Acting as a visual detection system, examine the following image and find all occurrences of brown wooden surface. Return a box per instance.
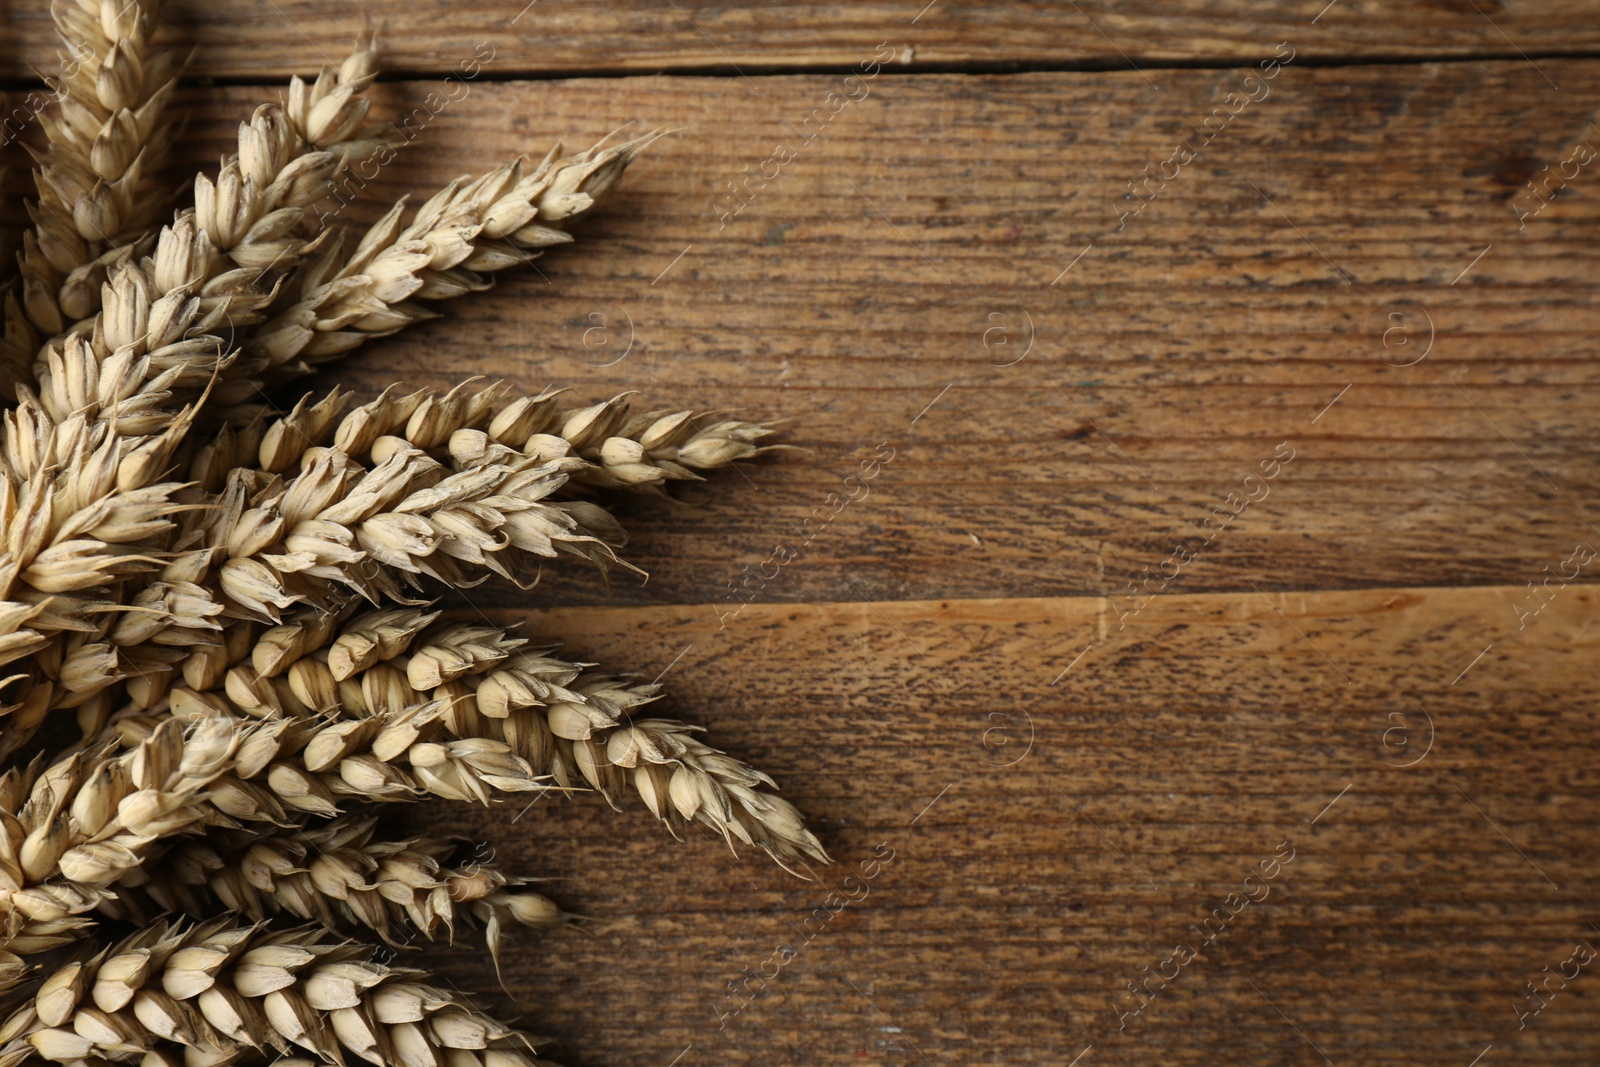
[4,1,1600,78]
[10,5,1600,1065]
[246,61,1600,612]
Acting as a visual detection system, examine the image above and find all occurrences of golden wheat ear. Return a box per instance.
[2,916,557,1066]
[1,8,825,1061]
[24,34,390,425]
[15,0,180,351]
[230,381,787,499]
[234,129,668,392]
[111,813,571,953]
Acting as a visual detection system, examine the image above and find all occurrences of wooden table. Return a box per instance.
[10,4,1597,1064]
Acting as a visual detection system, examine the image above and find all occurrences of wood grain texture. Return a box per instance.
[2,1,1599,79]
[198,60,1592,1067]
[414,583,1600,1067]
[141,62,1600,609]
[6,13,1600,1066]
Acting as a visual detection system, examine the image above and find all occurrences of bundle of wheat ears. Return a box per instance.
[0,4,824,1064]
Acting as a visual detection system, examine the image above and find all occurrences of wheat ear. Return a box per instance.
[5,0,180,396]
[26,31,385,425]
[137,444,626,632]
[0,699,553,954]
[234,133,659,392]
[241,382,783,497]
[188,605,829,869]
[1,915,556,1067]
[111,697,551,817]
[110,814,570,956]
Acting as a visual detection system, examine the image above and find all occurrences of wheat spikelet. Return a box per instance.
[569,716,828,872]
[0,915,557,1066]
[0,426,188,600]
[134,441,626,634]
[71,423,612,679]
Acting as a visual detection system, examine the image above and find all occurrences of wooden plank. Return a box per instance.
[127,62,1600,605]
[409,583,1600,1066]
[5,33,1597,1067]
[3,1,1598,79]
[12,67,1600,604]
